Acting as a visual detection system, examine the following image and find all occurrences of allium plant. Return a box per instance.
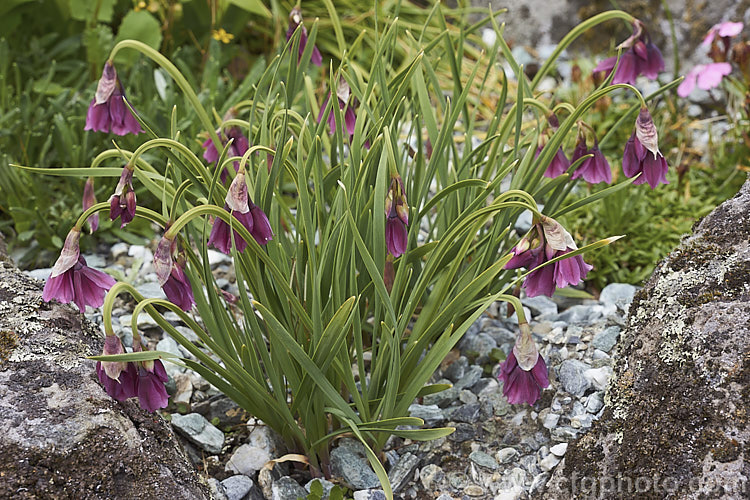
[36,8,679,497]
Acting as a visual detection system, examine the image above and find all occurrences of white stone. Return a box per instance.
[550,443,568,456]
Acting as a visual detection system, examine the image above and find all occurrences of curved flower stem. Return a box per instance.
[163,204,232,240]
[521,98,552,116]
[534,82,647,184]
[102,281,146,337]
[108,40,222,152]
[497,293,526,325]
[75,202,170,231]
[530,10,636,90]
[128,137,211,186]
[74,202,111,231]
[552,102,576,117]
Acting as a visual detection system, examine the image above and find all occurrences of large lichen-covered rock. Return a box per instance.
[544,179,750,498]
[0,239,209,499]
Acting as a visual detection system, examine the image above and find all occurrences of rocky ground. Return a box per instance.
[25,242,636,500]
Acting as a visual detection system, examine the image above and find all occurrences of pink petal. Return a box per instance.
[696,63,732,90]
[677,67,701,97]
[717,21,743,38]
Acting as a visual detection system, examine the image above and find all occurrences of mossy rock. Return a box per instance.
[544,177,750,499]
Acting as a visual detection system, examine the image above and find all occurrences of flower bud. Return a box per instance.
[226,171,249,213]
[384,256,395,293]
[635,107,660,158]
[540,216,576,252]
[100,335,127,381]
[50,228,81,278]
[154,235,174,286]
[513,322,539,371]
[94,61,117,105]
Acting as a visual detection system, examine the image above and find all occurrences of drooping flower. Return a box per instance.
[286,7,323,66]
[593,19,664,85]
[95,335,139,401]
[536,141,570,179]
[247,202,274,245]
[84,61,142,136]
[96,338,169,413]
[318,78,357,139]
[202,125,250,183]
[82,177,99,233]
[97,360,138,402]
[136,359,170,412]
[498,323,549,405]
[622,107,669,189]
[154,235,195,312]
[702,21,743,48]
[385,175,409,258]
[504,217,593,298]
[162,260,195,312]
[109,165,136,228]
[570,131,611,184]
[208,204,255,254]
[42,228,117,311]
[676,63,732,97]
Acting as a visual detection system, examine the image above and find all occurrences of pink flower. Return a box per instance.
[208,204,256,254]
[286,7,322,66]
[677,63,732,97]
[498,323,549,405]
[570,132,611,185]
[504,217,592,298]
[136,360,170,412]
[97,360,138,401]
[42,228,116,311]
[702,21,743,48]
[542,147,570,178]
[162,262,195,312]
[153,235,195,311]
[84,61,142,136]
[622,108,669,189]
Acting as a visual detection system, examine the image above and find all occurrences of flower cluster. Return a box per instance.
[678,21,744,98]
[84,61,143,136]
[593,19,664,85]
[498,322,549,405]
[504,217,592,298]
[95,335,169,412]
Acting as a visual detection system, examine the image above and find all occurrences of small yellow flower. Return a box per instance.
[212,28,235,44]
[134,0,146,11]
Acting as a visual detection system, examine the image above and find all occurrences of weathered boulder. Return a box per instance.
[0,239,210,499]
[544,178,750,499]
